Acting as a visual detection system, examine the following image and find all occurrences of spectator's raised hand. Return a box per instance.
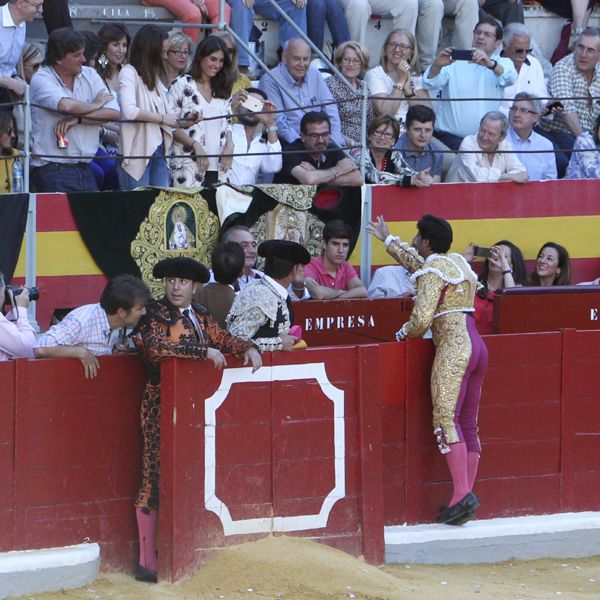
[14,288,30,309]
[471,48,491,67]
[463,243,476,263]
[231,90,247,113]
[259,100,277,128]
[434,47,453,68]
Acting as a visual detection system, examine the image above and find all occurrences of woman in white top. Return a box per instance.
[365,29,431,130]
[118,25,179,189]
[168,35,234,188]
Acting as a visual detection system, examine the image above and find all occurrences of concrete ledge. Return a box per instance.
[0,543,100,599]
[385,512,600,564]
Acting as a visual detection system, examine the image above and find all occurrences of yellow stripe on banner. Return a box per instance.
[366,216,600,265]
[13,231,102,277]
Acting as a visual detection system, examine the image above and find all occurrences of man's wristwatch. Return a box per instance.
[266,126,278,133]
[487,59,498,71]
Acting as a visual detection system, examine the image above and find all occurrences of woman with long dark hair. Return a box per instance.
[529,242,571,286]
[167,35,234,188]
[118,25,178,189]
[96,23,130,94]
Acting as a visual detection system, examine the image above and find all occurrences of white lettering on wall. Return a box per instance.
[591,308,599,321]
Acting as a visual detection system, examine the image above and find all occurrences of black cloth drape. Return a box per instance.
[67,186,361,278]
[68,190,159,278]
[0,193,28,283]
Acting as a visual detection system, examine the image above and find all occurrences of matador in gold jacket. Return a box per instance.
[368,215,488,525]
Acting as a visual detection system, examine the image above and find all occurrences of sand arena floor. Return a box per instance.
[17,536,600,600]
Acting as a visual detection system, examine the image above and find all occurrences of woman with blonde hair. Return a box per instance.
[164,30,193,85]
[365,28,430,129]
[326,41,374,148]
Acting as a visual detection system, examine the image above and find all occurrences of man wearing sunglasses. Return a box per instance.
[500,23,549,115]
[274,111,363,186]
[0,0,43,102]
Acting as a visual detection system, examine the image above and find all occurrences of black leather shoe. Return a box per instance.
[135,564,157,583]
[447,509,476,526]
[436,492,480,524]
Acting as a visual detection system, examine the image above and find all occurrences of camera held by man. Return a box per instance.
[0,272,36,361]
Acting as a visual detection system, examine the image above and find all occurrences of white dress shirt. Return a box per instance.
[229,124,282,185]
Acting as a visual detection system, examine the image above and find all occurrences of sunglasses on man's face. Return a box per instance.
[2,127,14,135]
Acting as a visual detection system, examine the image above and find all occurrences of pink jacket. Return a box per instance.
[0,308,35,361]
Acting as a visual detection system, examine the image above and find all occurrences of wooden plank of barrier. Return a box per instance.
[0,361,16,551]
[493,287,600,334]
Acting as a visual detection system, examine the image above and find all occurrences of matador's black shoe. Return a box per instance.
[135,564,158,583]
[436,492,480,525]
[438,503,477,526]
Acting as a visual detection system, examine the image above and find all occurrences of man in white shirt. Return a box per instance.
[0,0,43,101]
[229,88,282,185]
[500,23,549,115]
[30,27,120,192]
[447,110,527,183]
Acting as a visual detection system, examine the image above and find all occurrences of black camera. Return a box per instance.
[4,285,40,305]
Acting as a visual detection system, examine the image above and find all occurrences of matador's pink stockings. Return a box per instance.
[136,507,158,571]
[445,442,470,506]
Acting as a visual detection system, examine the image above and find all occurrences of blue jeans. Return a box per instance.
[118,144,169,190]
[227,0,307,67]
[31,162,98,193]
[307,0,350,50]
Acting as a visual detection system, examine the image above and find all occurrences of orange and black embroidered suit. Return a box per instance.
[132,298,253,511]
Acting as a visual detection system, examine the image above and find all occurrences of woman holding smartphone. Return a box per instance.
[470,241,526,335]
[118,25,179,189]
[168,36,234,188]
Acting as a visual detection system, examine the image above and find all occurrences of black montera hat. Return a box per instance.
[153,257,210,283]
[258,240,311,265]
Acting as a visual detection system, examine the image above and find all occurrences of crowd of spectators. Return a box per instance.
[1,0,600,192]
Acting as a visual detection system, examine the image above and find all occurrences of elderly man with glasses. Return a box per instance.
[537,27,600,178]
[507,92,557,181]
[447,110,527,183]
[423,15,517,151]
[274,111,363,185]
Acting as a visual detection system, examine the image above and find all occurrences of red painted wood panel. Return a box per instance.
[372,180,600,221]
[12,355,145,568]
[0,361,15,551]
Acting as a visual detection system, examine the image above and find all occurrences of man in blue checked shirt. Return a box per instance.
[34,275,151,379]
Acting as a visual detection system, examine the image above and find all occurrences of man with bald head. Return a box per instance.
[228,0,307,73]
[259,37,344,147]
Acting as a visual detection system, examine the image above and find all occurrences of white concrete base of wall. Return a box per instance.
[385,512,600,564]
[0,543,99,599]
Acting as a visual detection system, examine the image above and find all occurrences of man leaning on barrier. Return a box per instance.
[34,275,151,379]
[0,270,35,361]
[29,28,120,193]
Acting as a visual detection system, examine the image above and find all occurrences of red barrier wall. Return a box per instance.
[1,330,600,580]
[0,356,146,570]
